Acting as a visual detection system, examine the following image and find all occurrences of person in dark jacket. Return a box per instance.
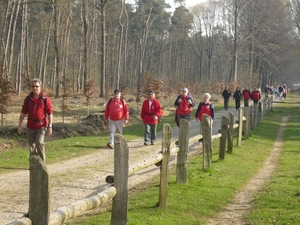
[242,87,252,107]
[222,86,231,110]
[233,87,243,110]
[141,90,163,146]
[251,87,261,104]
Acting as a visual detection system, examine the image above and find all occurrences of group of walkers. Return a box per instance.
[265,84,288,100]
[222,86,261,111]
[105,87,215,148]
[17,79,267,160]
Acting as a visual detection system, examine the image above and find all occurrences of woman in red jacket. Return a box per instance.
[141,90,163,145]
[174,87,195,126]
[195,93,214,134]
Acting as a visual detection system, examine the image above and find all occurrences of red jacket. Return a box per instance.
[251,90,261,101]
[141,98,163,124]
[242,89,251,100]
[21,91,53,130]
[105,98,129,121]
[195,101,214,121]
[174,94,194,116]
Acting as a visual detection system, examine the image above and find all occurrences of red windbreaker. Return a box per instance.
[251,90,261,101]
[105,98,129,121]
[141,98,163,124]
[21,91,53,130]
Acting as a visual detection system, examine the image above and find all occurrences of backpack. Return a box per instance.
[26,95,47,108]
[108,98,125,106]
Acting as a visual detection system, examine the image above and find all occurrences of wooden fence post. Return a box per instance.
[29,156,50,225]
[159,124,172,208]
[258,101,263,123]
[237,108,243,147]
[227,112,234,154]
[244,107,250,139]
[176,119,190,184]
[111,134,129,225]
[202,114,212,169]
[253,103,258,129]
[219,115,229,160]
[250,105,254,130]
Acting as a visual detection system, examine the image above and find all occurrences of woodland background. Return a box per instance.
[1,0,300,99]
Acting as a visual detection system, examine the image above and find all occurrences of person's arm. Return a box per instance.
[211,103,215,120]
[46,114,53,136]
[17,112,26,134]
[123,100,129,124]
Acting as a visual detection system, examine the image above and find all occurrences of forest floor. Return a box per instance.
[0,93,285,224]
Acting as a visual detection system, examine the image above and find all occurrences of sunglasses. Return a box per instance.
[32,85,40,88]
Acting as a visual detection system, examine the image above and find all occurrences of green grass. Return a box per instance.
[246,96,300,225]
[64,95,300,224]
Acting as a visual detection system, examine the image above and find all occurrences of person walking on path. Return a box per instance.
[195,93,214,134]
[174,87,195,126]
[251,87,261,104]
[222,86,231,110]
[105,89,129,149]
[141,90,163,146]
[242,87,252,107]
[17,78,53,163]
[233,87,243,110]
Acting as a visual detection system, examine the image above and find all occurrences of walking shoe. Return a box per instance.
[144,142,149,146]
[151,142,155,145]
[107,143,114,149]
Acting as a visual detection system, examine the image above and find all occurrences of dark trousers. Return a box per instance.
[244,99,249,107]
[224,98,229,110]
[144,123,157,144]
[176,114,190,127]
[235,99,241,109]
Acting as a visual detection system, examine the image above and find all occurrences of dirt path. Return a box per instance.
[206,116,288,225]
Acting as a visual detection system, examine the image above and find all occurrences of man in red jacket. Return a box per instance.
[251,87,261,104]
[17,78,53,163]
[105,89,129,149]
[242,87,252,107]
[141,90,163,146]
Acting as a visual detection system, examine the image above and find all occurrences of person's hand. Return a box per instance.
[188,99,192,104]
[124,120,128,125]
[46,127,52,136]
[17,125,22,135]
[178,98,182,103]
[154,115,158,120]
[196,118,199,122]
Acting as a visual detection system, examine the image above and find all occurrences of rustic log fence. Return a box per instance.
[10,97,273,225]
